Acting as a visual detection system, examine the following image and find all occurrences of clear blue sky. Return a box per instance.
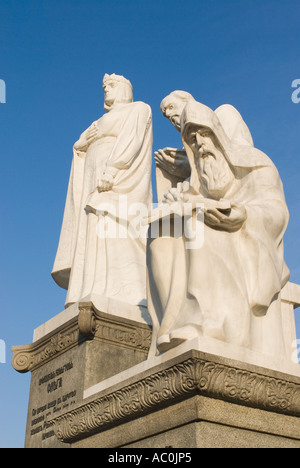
[1,0,300,448]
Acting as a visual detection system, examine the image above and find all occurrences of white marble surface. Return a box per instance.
[155,91,254,202]
[148,97,291,361]
[52,73,153,310]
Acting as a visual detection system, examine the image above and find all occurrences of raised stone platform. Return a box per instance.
[49,346,300,448]
[12,282,300,448]
[12,297,151,448]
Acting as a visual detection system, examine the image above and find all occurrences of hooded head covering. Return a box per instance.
[215,104,254,147]
[180,101,274,194]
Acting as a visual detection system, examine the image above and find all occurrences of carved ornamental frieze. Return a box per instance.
[49,353,300,443]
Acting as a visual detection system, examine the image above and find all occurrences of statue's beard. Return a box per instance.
[195,150,234,199]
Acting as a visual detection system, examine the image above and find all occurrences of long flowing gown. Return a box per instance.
[52,101,153,308]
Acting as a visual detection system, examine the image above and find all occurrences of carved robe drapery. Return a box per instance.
[52,101,153,307]
[147,101,289,357]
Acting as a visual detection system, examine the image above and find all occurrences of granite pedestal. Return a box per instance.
[12,297,151,448]
[12,282,300,448]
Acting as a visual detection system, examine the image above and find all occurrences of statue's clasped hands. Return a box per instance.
[162,181,190,204]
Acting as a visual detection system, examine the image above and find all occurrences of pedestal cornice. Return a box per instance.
[12,302,151,373]
[48,350,300,444]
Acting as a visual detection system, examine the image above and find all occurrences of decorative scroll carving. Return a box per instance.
[12,320,79,373]
[12,303,151,373]
[12,349,35,374]
[49,356,300,443]
[78,303,96,337]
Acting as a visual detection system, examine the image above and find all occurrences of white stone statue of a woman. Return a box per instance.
[52,74,153,309]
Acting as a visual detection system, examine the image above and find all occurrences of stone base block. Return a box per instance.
[12,284,300,448]
[12,298,151,448]
[49,348,300,448]
[74,396,300,449]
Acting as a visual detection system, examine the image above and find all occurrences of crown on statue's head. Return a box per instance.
[103,73,132,89]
